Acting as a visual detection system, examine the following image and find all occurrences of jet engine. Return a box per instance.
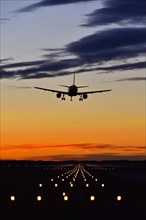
[56,92,61,98]
[83,93,88,99]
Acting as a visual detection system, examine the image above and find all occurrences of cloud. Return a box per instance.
[83,0,146,27]
[4,85,32,89]
[18,153,145,161]
[2,143,145,152]
[67,27,145,63]
[117,77,146,82]
[95,61,146,73]
[0,57,14,63]
[1,27,145,80]
[0,18,10,24]
[1,60,46,69]
[15,0,96,13]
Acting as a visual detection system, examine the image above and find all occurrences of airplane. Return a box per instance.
[34,73,112,101]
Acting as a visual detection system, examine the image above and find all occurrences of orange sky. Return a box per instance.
[1,75,145,161]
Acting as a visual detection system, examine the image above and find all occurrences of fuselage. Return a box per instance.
[68,85,78,96]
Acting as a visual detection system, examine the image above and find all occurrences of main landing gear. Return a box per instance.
[79,95,83,101]
[62,94,65,100]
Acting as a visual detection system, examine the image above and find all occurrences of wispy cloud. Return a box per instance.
[83,0,146,27]
[0,18,10,24]
[2,143,145,161]
[0,57,14,63]
[15,0,96,13]
[18,153,146,161]
[117,77,146,82]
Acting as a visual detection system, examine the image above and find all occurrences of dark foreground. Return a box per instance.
[0,160,146,220]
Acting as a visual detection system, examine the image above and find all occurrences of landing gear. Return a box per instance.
[79,95,83,101]
[70,97,73,101]
[62,94,65,100]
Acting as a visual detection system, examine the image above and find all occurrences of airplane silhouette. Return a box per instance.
[34,73,112,101]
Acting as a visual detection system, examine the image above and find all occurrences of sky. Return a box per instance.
[0,0,146,161]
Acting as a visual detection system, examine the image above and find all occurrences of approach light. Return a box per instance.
[90,196,95,201]
[39,183,42,187]
[64,196,68,201]
[86,184,89,187]
[101,183,104,187]
[63,192,66,196]
[10,196,15,201]
[55,183,58,187]
[117,195,122,201]
[37,196,42,201]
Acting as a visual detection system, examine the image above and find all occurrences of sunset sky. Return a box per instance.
[0,0,146,161]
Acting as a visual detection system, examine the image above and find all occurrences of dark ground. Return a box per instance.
[0,160,146,220]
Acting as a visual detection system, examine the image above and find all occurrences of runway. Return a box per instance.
[1,161,146,220]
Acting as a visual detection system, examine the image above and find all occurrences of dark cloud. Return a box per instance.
[0,57,14,63]
[4,85,32,89]
[0,69,15,79]
[16,0,96,13]
[92,61,146,73]
[83,0,146,26]
[21,153,145,161]
[0,18,10,23]
[67,28,145,63]
[0,58,81,79]
[117,77,146,82]
[1,60,47,69]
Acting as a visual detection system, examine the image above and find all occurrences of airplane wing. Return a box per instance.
[34,86,68,95]
[77,89,112,95]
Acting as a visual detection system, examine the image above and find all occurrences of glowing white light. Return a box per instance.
[101,183,104,187]
[55,183,58,187]
[62,179,64,181]
[95,179,98,181]
[63,192,66,196]
[117,195,122,201]
[70,184,73,187]
[39,183,42,187]
[37,196,42,201]
[10,196,15,201]
[64,196,68,201]
[51,179,53,181]
[90,195,95,201]
[86,184,89,187]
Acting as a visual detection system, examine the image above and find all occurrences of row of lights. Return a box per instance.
[10,195,122,202]
[38,165,105,189]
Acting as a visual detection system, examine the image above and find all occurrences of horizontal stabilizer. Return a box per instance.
[59,85,70,88]
[77,86,89,88]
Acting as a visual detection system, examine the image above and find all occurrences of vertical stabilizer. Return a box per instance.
[73,71,75,85]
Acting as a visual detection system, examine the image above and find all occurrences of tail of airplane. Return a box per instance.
[59,71,89,88]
